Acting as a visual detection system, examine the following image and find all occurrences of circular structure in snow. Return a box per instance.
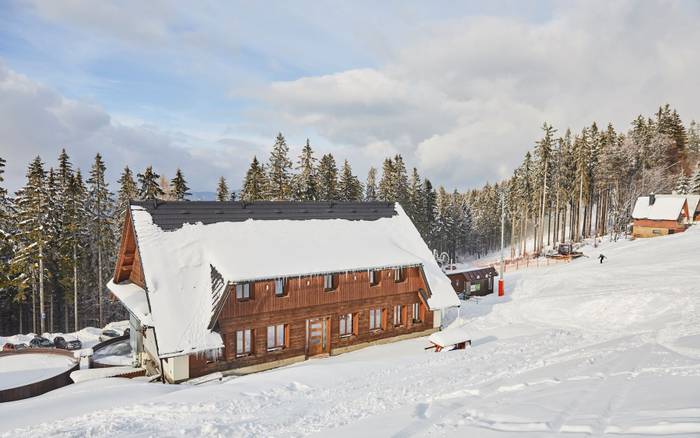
[0,349,80,402]
[90,337,133,368]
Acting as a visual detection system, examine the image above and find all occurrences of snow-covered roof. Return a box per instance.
[632,196,688,220]
[125,201,459,358]
[428,325,471,348]
[658,194,700,213]
[107,280,152,326]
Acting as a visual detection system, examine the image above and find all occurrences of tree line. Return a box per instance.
[1,105,698,335]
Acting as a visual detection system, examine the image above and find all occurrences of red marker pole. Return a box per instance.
[499,190,505,297]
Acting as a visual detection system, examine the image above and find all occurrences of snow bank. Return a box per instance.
[106,281,151,325]
[129,203,458,357]
[0,354,76,390]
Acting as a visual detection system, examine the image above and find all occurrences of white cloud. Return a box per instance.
[0,63,252,193]
[257,1,700,189]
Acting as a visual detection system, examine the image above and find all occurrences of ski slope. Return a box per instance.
[1,228,700,437]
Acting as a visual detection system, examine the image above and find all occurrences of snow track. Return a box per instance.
[2,229,700,437]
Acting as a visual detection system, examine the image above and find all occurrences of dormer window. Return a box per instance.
[324,274,336,291]
[369,270,379,286]
[393,267,404,282]
[274,278,287,297]
[236,283,251,300]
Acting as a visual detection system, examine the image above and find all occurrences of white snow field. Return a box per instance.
[0,354,76,391]
[2,228,700,437]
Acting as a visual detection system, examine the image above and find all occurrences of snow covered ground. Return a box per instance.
[0,354,76,391]
[2,228,700,437]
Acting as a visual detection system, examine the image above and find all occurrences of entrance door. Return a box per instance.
[306,317,329,357]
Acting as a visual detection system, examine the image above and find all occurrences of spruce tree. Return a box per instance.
[338,160,363,201]
[241,156,268,202]
[61,172,87,330]
[378,158,394,201]
[116,166,138,223]
[407,168,423,222]
[674,173,691,194]
[137,166,164,200]
[171,168,190,201]
[13,156,50,333]
[691,164,700,194]
[86,153,114,327]
[421,179,436,242]
[317,154,339,201]
[392,154,409,207]
[365,167,378,201]
[292,139,318,201]
[267,133,293,200]
[216,177,230,202]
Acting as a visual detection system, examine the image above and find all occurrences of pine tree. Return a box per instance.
[86,153,114,328]
[338,160,363,201]
[116,166,138,223]
[392,154,409,207]
[61,171,87,331]
[170,168,190,201]
[216,177,230,202]
[421,179,436,242]
[407,168,423,222]
[292,139,318,201]
[241,156,268,202]
[267,133,293,200]
[317,154,339,201]
[378,158,394,201]
[691,163,700,194]
[365,167,378,201]
[674,173,691,194]
[137,166,164,200]
[534,122,556,252]
[13,156,50,333]
[688,120,700,156]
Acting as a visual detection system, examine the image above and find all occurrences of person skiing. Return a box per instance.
[598,254,607,264]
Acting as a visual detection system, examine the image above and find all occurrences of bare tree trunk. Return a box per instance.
[19,303,23,334]
[98,245,103,328]
[50,293,54,333]
[74,243,79,332]
[39,243,45,334]
[576,172,584,241]
[32,269,37,334]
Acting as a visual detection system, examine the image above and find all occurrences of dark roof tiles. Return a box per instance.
[131,200,397,231]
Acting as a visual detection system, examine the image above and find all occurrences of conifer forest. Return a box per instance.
[1,104,699,335]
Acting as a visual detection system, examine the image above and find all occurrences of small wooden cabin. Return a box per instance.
[443,266,498,297]
[632,194,690,238]
[108,201,459,383]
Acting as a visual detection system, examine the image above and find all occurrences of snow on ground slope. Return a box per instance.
[2,229,700,437]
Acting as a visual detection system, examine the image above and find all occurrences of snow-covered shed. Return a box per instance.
[442,265,498,296]
[108,201,459,382]
[631,194,690,238]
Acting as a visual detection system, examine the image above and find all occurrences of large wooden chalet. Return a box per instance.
[108,201,459,383]
[632,194,690,238]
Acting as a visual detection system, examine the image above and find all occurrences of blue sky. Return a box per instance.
[1,1,698,193]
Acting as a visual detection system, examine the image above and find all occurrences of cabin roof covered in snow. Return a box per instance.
[632,196,688,220]
[658,194,700,213]
[123,201,459,358]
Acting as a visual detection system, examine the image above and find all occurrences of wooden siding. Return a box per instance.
[633,218,688,238]
[190,267,434,377]
[113,210,146,288]
[219,267,425,319]
[447,273,494,297]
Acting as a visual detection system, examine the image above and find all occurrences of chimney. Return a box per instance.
[649,192,656,206]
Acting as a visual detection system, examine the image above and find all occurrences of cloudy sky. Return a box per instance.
[1,0,698,193]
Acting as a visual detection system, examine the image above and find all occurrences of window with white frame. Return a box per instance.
[369,270,379,286]
[394,267,404,282]
[369,308,383,330]
[267,324,286,351]
[236,329,252,357]
[275,278,286,296]
[393,304,403,326]
[412,302,422,323]
[339,313,354,337]
[324,274,335,291]
[236,283,251,300]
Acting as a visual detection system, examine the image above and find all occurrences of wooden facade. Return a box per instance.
[111,207,438,381]
[445,267,498,298]
[189,266,434,378]
[632,218,688,238]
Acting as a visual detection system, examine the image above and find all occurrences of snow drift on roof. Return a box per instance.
[107,280,152,326]
[658,194,700,213]
[632,196,687,220]
[128,202,459,357]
